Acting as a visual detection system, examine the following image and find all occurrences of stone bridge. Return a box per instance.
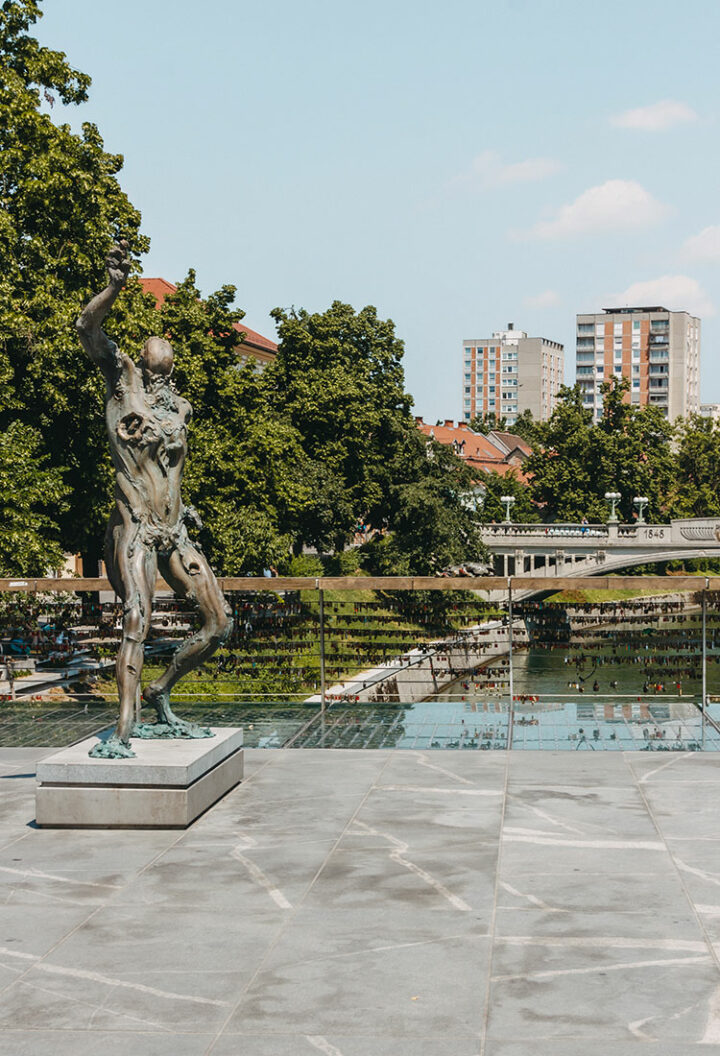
[481,518,720,587]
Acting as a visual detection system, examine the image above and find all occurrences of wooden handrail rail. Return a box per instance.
[0,575,716,594]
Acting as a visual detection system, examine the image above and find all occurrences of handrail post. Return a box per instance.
[507,577,514,708]
[702,578,708,746]
[318,584,326,720]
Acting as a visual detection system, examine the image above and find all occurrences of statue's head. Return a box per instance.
[140,337,174,378]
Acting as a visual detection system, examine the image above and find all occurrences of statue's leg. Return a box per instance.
[143,543,232,733]
[92,527,156,758]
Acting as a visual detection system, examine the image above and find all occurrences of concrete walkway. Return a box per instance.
[0,747,719,1054]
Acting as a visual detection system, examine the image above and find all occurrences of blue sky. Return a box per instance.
[37,0,720,421]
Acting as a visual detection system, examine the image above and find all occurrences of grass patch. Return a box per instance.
[546,586,695,604]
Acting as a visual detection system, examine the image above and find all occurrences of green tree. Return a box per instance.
[0,0,148,571]
[0,420,67,575]
[525,380,675,523]
[269,301,489,573]
[269,301,413,553]
[469,411,508,434]
[507,408,540,445]
[590,377,675,522]
[363,430,487,574]
[524,385,596,520]
[672,414,720,517]
[478,468,539,523]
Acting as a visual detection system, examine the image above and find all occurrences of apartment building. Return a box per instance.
[576,306,700,422]
[699,403,720,423]
[462,324,564,426]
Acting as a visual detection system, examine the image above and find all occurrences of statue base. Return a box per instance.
[35,727,243,828]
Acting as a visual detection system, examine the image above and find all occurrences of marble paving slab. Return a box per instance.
[36,728,244,786]
[0,747,717,1053]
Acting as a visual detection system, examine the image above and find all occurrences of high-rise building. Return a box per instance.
[575,306,700,422]
[461,324,564,425]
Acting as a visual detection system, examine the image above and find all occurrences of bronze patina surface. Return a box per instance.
[76,243,232,758]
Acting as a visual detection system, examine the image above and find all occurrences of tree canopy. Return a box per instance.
[524,380,676,523]
[0,419,67,575]
[0,0,147,568]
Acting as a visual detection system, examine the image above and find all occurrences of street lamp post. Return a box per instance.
[604,491,621,523]
[633,496,649,524]
[500,495,516,524]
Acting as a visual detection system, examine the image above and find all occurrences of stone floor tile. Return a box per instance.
[107,836,337,912]
[485,1042,720,1055]
[212,1036,484,1055]
[223,907,490,1038]
[0,1030,214,1056]
[302,839,498,921]
[486,936,720,1042]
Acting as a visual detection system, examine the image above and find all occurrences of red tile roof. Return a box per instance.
[139,277,177,306]
[139,278,278,355]
[488,431,533,458]
[232,321,278,354]
[417,418,531,484]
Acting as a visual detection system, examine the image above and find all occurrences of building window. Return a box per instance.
[578,323,594,333]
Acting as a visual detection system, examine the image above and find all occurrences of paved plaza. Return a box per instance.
[0,747,719,1053]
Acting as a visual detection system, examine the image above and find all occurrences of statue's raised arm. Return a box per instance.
[75,241,131,391]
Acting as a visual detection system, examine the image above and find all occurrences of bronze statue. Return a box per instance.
[76,243,233,758]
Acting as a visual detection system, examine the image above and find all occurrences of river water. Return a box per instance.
[420,607,720,751]
[256,606,720,750]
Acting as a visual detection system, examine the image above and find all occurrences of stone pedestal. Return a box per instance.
[35,727,243,828]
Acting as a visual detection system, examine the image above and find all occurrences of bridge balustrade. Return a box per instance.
[481,523,609,539]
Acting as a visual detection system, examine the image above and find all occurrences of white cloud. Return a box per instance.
[609,275,715,318]
[610,100,699,131]
[452,150,562,190]
[682,225,720,263]
[523,289,561,309]
[522,179,667,239]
